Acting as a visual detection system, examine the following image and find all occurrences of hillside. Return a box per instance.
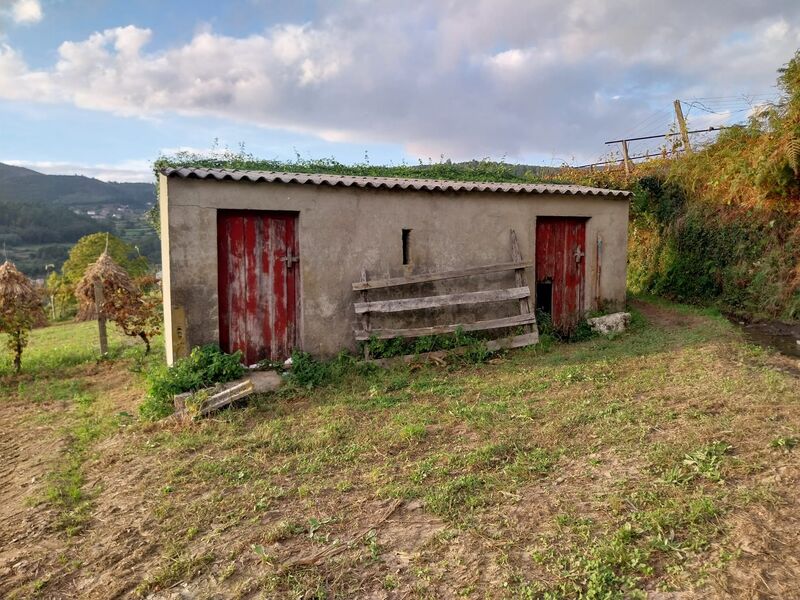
[0,162,159,277]
[0,162,153,208]
[558,52,800,322]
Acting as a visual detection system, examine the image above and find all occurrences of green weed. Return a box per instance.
[140,345,245,420]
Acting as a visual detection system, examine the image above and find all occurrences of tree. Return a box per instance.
[62,232,150,284]
[0,261,46,372]
[106,291,162,354]
[75,252,161,354]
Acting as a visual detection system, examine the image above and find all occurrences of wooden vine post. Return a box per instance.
[93,280,108,356]
[510,229,533,335]
[360,269,371,359]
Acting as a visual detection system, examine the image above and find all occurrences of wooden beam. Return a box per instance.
[359,268,370,359]
[93,281,108,356]
[674,99,692,153]
[354,313,537,340]
[509,229,534,335]
[366,332,538,366]
[352,261,533,291]
[620,140,632,174]
[485,331,538,350]
[354,286,530,314]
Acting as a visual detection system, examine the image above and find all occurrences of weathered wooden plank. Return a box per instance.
[360,269,371,359]
[174,380,253,417]
[354,313,537,340]
[366,332,539,366]
[173,371,283,419]
[201,380,255,415]
[354,286,530,314]
[351,261,533,291]
[510,229,534,334]
[485,331,538,351]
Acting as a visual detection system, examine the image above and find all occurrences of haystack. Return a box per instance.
[0,261,46,371]
[0,260,43,317]
[76,251,139,321]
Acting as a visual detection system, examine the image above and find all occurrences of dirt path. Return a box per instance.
[633,298,800,378]
[0,393,68,595]
[634,299,800,597]
[630,298,706,328]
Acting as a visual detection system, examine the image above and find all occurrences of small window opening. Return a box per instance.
[535,280,553,315]
[402,229,412,265]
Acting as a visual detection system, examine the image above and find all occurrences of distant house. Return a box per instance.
[157,168,630,365]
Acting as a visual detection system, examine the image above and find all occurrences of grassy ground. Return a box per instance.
[1,299,799,598]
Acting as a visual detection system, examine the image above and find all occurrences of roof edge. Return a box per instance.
[160,167,632,198]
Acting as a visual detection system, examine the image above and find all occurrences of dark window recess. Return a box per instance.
[536,280,553,315]
[402,229,412,265]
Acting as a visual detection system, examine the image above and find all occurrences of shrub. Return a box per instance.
[139,345,245,420]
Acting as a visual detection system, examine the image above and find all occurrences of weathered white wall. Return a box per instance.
[160,175,629,362]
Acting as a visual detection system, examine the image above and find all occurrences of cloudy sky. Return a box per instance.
[1,0,799,182]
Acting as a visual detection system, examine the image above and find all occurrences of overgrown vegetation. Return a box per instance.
[363,327,493,360]
[149,153,555,232]
[287,351,365,389]
[139,345,245,420]
[566,52,800,320]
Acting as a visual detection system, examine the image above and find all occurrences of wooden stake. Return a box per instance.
[674,99,692,153]
[620,140,632,174]
[93,280,108,356]
[510,229,533,334]
[360,268,370,360]
[594,235,603,310]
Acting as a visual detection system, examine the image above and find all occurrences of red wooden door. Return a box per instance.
[217,211,299,364]
[535,217,587,332]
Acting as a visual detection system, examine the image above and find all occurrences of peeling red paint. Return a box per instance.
[218,211,299,364]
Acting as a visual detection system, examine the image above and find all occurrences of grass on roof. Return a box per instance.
[153,149,569,185]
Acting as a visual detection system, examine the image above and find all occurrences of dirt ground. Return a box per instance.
[0,393,67,591]
[1,300,799,599]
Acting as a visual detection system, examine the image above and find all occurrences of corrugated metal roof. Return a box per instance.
[161,167,631,198]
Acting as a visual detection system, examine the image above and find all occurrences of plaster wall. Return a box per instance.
[159,175,629,362]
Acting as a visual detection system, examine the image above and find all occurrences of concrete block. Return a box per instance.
[587,312,631,335]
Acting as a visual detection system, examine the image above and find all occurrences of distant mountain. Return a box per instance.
[0,162,159,278]
[0,162,154,208]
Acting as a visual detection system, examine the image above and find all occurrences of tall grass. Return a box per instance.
[563,51,800,320]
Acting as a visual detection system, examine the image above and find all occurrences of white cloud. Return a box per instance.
[10,0,42,24]
[1,1,799,163]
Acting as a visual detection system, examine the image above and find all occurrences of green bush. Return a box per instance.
[139,345,245,420]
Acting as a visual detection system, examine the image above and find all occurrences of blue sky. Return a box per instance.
[1,0,798,181]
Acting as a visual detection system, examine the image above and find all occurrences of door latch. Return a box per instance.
[280,251,300,268]
[574,246,585,263]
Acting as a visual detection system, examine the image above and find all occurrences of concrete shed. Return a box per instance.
[158,168,631,365]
